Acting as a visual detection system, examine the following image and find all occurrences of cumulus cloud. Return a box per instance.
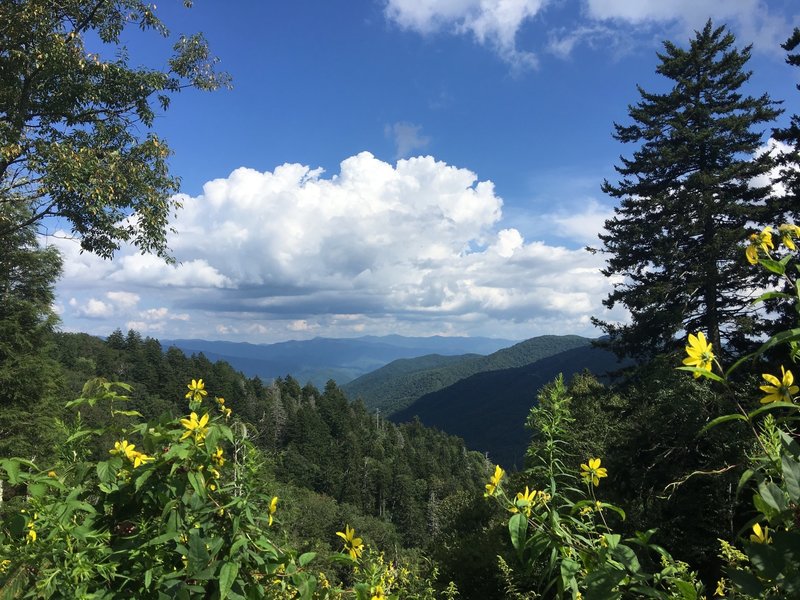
[385,122,431,158]
[54,151,624,341]
[384,0,546,69]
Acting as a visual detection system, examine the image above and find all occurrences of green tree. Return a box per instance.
[0,0,230,259]
[0,206,62,459]
[594,21,782,360]
[773,28,800,222]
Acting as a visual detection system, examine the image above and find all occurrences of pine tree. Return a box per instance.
[773,28,800,222]
[594,21,783,360]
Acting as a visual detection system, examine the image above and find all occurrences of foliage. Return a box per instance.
[0,206,63,459]
[0,378,443,599]
[594,20,784,360]
[486,375,705,598]
[680,223,800,598]
[0,0,230,259]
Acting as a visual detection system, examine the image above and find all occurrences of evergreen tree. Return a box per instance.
[773,28,800,222]
[594,21,782,359]
[0,206,62,458]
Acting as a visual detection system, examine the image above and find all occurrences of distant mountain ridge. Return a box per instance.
[390,343,624,469]
[343,335,593,415]
[158,335,516,388]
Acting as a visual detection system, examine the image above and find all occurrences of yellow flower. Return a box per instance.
[185,379,208,403]
[745,226,774,264]
[110,439,138,461]
[0,559,10,572]
[216,396,225,405]
[268,496,278,526]
[370,585,386,600]
[26,518,36,544]
[682,332,715,378]
[212,446,225,467]
[750,523,771,544]
[580,458,608,486]
[779,223,800,250]
[515,487,537,516]
[714,579,726,597]
[47,471,57,478]
[484,465,505,497]
[760,365,799,404]
[180,412,209,442]
[336,524,364,560]
[221,406,232,419]
[131,451,154,469]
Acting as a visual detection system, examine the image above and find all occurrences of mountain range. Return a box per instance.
[158,335,516,388]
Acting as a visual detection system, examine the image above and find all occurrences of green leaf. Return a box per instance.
[747,542,783,580]
[111,409,143,418]
[782,454,800,502]
[759,258,787,275]
[672,579,698,599]
[699,413,748,435]
[612,543,641,572]
[757,481,787,513]
[0,459,21,484]
[675,366,725,383]
[298,552,317,567]
[187,470,207,499]
[218,562,239,600]
[96,460,114,484]
[508,512,527,556]
[728,568,765,596]
[751,291,793,305]
[27,482,46,498]
[747,402,798,421]
[584,567,626,598]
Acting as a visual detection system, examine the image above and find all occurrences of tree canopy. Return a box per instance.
[0,0,230,259]
[594,21,783,359]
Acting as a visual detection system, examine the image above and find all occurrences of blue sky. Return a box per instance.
[53,0,800,343]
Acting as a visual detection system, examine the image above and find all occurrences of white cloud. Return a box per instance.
[583,0,791,53]
[55,151,625,341]
[385,122,431,158]
[385,0,547,68]
[384,0,794,64]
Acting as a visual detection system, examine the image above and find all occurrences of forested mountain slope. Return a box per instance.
[344,334,594,415]
[390,343,624,468]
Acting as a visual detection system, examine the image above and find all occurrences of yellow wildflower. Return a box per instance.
[370,585,386,600]
[212,446,225,466]
[47,471,57,478]
[515,487,537,517]
[131,451,154,469]
[268,496,278,526]
[336,524,364,560]
[779,223,800,250]
[760,366,799,404]
[222,406,232,418]
[580,458,608,486]
[0,559,10,572]
[485,465,505,497]
[26,519,36,544]
[180,412,209,442]
[745,226,774,264]
[750,523,771,544]
[185,379,208,403]
[714,579,726,597]
[110,439,138,461]
[682,332,715,378]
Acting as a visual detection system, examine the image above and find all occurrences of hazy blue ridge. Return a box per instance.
[389,344,624,469]
[343,335,594,415]
[159,335,516,388]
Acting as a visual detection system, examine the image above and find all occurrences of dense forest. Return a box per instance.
[3,2,800,598]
